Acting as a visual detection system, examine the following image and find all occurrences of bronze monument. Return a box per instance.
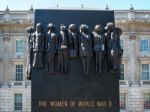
[27,22,123,75]
[29,9,122,112]
[105,23,122,73]
[68,24,79,57]
[46,23,58,73]
[32,23,44,68]
[57,24,68,72]
[92,24,105,73]
[79,24,93,74]
[26,27,34,80]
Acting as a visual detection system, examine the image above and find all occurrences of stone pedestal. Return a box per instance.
[31,9,119,112]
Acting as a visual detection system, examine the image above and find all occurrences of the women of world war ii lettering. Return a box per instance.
[26,9,123,112]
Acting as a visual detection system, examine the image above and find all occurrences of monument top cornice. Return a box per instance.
[0,23,32,28]
[116,21,150,26]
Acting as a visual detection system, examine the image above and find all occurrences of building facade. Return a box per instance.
[115,9,150,112]
[0,7,150,112]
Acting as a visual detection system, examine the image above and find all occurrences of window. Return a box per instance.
[16,39,24,54]
[120,64,124,80]
[120,39,124,49]
[14,94,22,110]
[120,93,127,110]
[141,64,150,80]
[140,39,149,52]
[15,65,23,81]
[144,93,150,110]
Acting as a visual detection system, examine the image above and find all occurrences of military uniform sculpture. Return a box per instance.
[57,24,69,72]
[26,27,34,80]
[68,24,79,57]
[92,25,105,73]
[46,23,58,73]
[32,23,44,68]
[105,23,123,73]
[26,22,123,79]
[79,24,93,74]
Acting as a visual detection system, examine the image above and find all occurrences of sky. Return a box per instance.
[0,0,150,11]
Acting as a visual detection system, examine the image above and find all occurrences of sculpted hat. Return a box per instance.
[36,23,43,31]
[47,23,55,30]
[95,24,102,30]
[107,22,114,28]
[27,27,34,33]
[60,24,67,30]
[69,24,76,30]
[105,22,114,31]
[36,23,42,28]
[80,24,89,31]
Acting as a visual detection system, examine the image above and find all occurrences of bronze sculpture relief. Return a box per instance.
[92,25,105,73]
[46,23,58,73]
[115,27,123,70]
[79,24,93,74]
[105,23,122,73]
[26,22,123,79]
[26,27,34,80]
[68,24,79,57]
[57,24,68,72]
[32,23,44,68]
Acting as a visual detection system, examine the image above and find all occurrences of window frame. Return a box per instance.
[141,64,150,80]
[120,93,127,110]
[15,39,25,55]
[120,39,124,49]
[143,92,150,110]
[15,64,23,81]
[120,64,125,80]
[140,39,149,54]
[14,93,23,111]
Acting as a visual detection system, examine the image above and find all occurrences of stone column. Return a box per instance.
[129,32,137,85]
[2,33,10,86]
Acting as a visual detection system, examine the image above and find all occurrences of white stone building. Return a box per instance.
[0,7,33,112]
[0,6,150,112]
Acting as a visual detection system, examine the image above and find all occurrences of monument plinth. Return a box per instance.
[26,9,123,112]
